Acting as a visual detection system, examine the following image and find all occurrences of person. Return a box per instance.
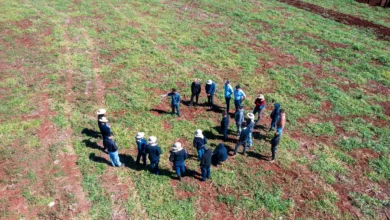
[169,142,188,181]
[205,80,216,109]
[276,109,286,137]
[233,122,250,157]
[98,116,111,140]
[253,94,266,125]
[103,135,123,167]
[145,136,162,175]
[234,105,244,137]
[135,132,147,166]
[161,88,181,117]
[212,143,228,166]
[269,103,281,132]
[190,78,201,107]
[233,85,246,112]
[270,132,281,162]
[247,113,255,148]
[224,80,233,113]
[220,111,229,141]
[193,129,207,160]
[97,108,106,136]
[200,145,212,181]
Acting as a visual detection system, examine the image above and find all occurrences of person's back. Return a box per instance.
[193,137,207,150]
[103,138,118,153]
[146,144,161,162]
[239,126,250,142]
[136,138,147,152]
[192,82,201,95]
[213,144,228,162]
[201,148,212,166]
[221,115,229,128]
[169,149,188,165]
[247,119,254,133]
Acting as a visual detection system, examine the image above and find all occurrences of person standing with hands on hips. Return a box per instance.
[233,85,246,112]
[224,80,233,113]
[205,80,216,109]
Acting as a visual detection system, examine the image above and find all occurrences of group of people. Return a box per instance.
[95,78,286,181]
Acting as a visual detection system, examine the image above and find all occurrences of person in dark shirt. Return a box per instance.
[145,136,162,175]
[98,116,111,140]
[169,142,188,181]
[200,145,212,181]
[190,78,201,107]
[233,122,250,157]
[270,132,281,163]
[220,111,229,141]
[193,129,207,160]
[135,132,147,166]
[161,88,181,117]
[103,135,123,167]
[212,143,228,166]
[205,80,216,109]
[234,106,245,137]
[269,103,281,132]
[97,108,106,136]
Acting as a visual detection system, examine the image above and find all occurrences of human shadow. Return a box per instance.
[81,128,101,138]
[83,139,106,153]
[205,105,224,114]
[252,131,269,142]
[203,126,238,144]
[255,124,269,132]
[89,153,111,165]
[150,109,171,115]
[246,151,271,161]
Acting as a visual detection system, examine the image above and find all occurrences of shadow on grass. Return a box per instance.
[89,153,111,165]
[246,151,271,161]
[252,131,269,142]
[81,128,101,138]
[83,139,106,153]
[150,108,171,115]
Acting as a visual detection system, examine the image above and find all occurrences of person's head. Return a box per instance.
[257,94,264,101]
[172,142,183,152]
[109,135,113,139]
[236,85,241,90]
[172,88,177,93]
[274,103,280,109]
[194,78,198,83]
[274,132,280,137]
[195,129,203,138]
[247,113,255,121]
[241,121,247,127]
[136,132,145,140]
[206,80,213,85]
[148,136,157,146]
[280,109,285,114]
[225,80,230,85]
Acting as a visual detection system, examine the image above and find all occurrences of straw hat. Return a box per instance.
[206,80,212,85]
[97,109,106,115]
[172,142,183,152]
[247,113,255,120]
[257,94,264,100]
[136,132,145,139]
[99,117,108,123]
[194,129,204,138]
[148,136,157,145]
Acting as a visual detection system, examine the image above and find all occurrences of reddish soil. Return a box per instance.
[15,34,35,47]
[14,19,32,30]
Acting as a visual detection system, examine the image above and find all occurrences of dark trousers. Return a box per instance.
[222,127,228,141]
[234,99,242,112]
[269,119,277,131]
[190,93,199,106]
[207,95,214,107]
[201,166,211,181]
[225,97,231,112]
[150,160,160,175]
[271,146,278,160]
[136,152,146,165]
[234,141,247,155]
[174,163,186,177]
[171,103,180,117]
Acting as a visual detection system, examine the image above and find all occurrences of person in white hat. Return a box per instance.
[247,113,255,148]
[97,108,107,137]
[98,116,111,141]
[103,135,123,167]
[233,85,246,112]
[253,94,266,125]
[145,136,162,175]
[193,129,208,160]
[205,80,216,109]
[169,142,188,181]
[135,132,147,166]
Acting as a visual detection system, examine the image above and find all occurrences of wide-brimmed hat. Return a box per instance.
[194,129,204,138]
[257,94,264,100]
[206,80,212,85]
[136,132,145,139]
[172,142,183,152]
[97,109,106,115]
[148,136,157,145]
[247,113,255,120]
[99,117,108,123]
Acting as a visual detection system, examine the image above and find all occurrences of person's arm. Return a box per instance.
[184,150,188,160]
[242,91,246,100]
[204,137,208,145]
[169,152,174,162]
[161,92,172,98]
[157,147,162,156]
[211,84,216,94]
[113,141,119,152]
[191,82,195,93]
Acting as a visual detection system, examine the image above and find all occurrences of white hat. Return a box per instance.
[194,129,204,138]
[148,136,157,145]
[257,94,264,100]
[99,117,108,123]
[136,132,145,139]
[206,80,212,85]
[97,109,106,115]
[247,113,255,120]
[172,142,183,152]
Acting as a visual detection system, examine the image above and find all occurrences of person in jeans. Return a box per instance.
[253,94,266,125]
[135,132,147,166]
[190,78,201,107]
[246,113,255,148]
[103,135,123,167]
[234,105,245,137]
[233,122,250,157]
[169,142,188,181]
[269,103,281,132]
[233,85,246,112]
[193,129,207,160]
[205,80,216,109]
[200,145,212,181]
[224,80,233,113]
[161,88,181,117]
[276,109,286,137]
[220,111,229,141]
[212,143,228,166]
[145,136,162,175]
[270,132,281,163]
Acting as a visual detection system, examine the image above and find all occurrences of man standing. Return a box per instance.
[97,108,106,136]
[253,94,266,125]
[205,80,216,109]
[233,85,246,112]
[247,113,255,148]
[145,136,162,175]
[103,135,123,167]
[270,132,281,163]
[234,105,245,137]
[233,122,250,157]
[193,129,207,160]
[190,79,201,107]
[135,132,147,166]
[161,88,181,117]
[212,143,228,166]
[169,142,188,181]
[98,116,111,140]
[200,145,212,182]
[269,103,281,132]
[220,111,229,141]
[224,80,233,113]
[276,109,286,137]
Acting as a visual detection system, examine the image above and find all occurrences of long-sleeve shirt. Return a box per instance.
[234,89,246,101]
[169,149,188,165]
[271,135,281,148]
[255,98,266,108]
[238,127,250,142]
[167,92,181,105]
[136,138,147,154]
[270,103,281,121]
[103,139,119,153]
[235,109,244,125]
[277,113,286,129]
[193,137,207,150]
[99,123,111,139]
[221,116,229,130]
[247,119,254,133]
[191,82,201,95]
[224,84,233,98]
[213,144,228,162]
[146,145,162,162]
[200,149,212,167]
[205,83,216,95]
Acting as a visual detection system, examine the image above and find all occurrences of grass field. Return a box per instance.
[0,0,389,219]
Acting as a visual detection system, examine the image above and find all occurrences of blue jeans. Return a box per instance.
[197,148,204,160]
[234,99,242,112]
[236,123,241,136]
[136,151,146,165]
[225,97,231,112]
[271,146,278,160]
[171,103,180,117]
[248,132,253,147]
[150,160,160,175]
[269,119,277,131]
[201,166,210,181]
[253,106,264,122]
[108,151,122,167]
[174,162,186,177]
[277,127,283,137]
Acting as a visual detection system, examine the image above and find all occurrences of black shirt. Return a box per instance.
[200,149,212,167]
[103,139,118,153]
[191,82,201,95]
[146,145,162,162]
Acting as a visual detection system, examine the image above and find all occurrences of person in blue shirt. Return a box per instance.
[234,106,245,137]
[161,88,181,117]
[145,136,162,175]
[135,132,147,166]
[233,85,246,112]
[205,80,216,109]
[224,80,233,113]
[247,113,255,148]
[269,103,281,132]
[212,143,228,166]
[169,142,188,181]
[233,122,250,157]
